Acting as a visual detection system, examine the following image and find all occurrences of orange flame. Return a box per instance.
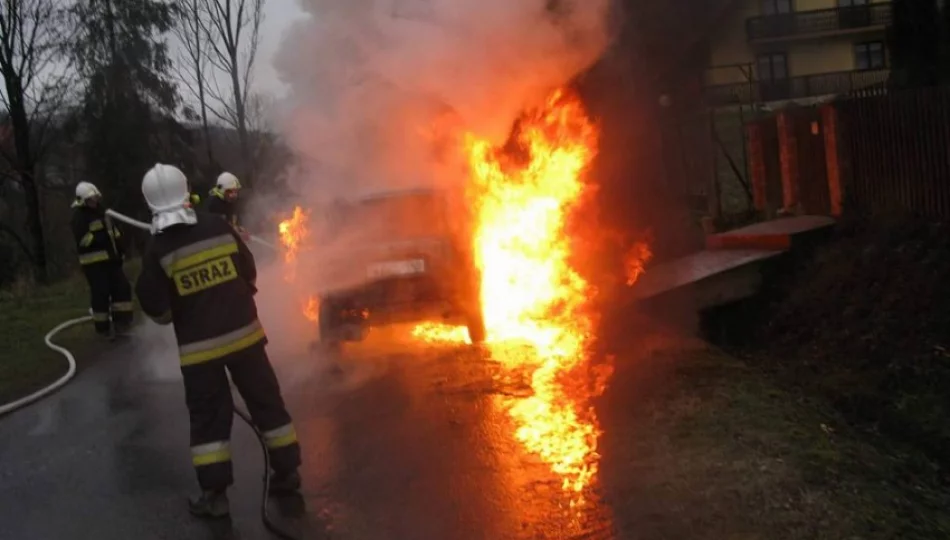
[278,207,322,320]
[624,242,653,286]
[303,295,319,323]
[278,206,311,283]
[415,90,617,499]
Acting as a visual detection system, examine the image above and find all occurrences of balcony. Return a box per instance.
[747,3,891,42]
[704,69,890,106]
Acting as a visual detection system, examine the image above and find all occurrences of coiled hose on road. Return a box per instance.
[0,209,296,539]
[0,315,91,417]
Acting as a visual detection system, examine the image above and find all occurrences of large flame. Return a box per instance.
[415,90,618,499]
[278,89,651,501]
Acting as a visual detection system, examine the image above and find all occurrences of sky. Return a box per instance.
[252,0,307,99]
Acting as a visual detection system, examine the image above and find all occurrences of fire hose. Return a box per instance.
[0,209,295,539]
[0,316,91,417]
[104,209,279,251]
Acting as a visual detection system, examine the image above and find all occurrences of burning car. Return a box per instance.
[312,187,486,351]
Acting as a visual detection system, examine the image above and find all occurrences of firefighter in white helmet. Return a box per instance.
[70,181,133,338]
[135,163,301,518]
[205,171,248,240]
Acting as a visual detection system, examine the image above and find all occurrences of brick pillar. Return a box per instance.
[821,104,843,216]
[776,111,800,212]
[745,122,767,213]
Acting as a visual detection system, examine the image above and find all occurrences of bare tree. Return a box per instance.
[243,91,275,179]
[0,0,73,280]
[201,0,264,187]
[174,0,217,170]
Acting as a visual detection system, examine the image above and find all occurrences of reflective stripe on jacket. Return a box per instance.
[135,212,263,366]
[72,206,122,266]
[205,189,239,227]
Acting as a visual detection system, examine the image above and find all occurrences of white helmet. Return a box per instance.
[142,163,197,233]
[75,182,101,202]
[216,172,241,191]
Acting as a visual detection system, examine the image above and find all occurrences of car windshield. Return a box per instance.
[334,191,449,242]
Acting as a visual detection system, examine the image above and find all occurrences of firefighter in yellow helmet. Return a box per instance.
[135,164,301,518]
[205,171,248,241]
[70,182,133,339]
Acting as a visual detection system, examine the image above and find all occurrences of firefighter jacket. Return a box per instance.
[71,205,123,266]
[205,188,238,227]
[189,192,201,207]
[135,212,264,367]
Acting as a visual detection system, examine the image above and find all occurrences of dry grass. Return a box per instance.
[597,332,950,539]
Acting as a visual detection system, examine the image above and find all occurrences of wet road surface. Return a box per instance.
[6,310,948,540]
[0,324,621,540]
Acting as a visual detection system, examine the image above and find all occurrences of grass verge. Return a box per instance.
[599,332,950,539]
[0,259,141,404]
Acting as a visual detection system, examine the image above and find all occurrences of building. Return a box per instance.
[704,0,892,107]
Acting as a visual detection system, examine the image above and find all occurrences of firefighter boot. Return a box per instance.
[269,469,301,495]
[188,489,230,518]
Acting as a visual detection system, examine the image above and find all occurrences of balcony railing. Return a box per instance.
[747,3,892,41]
[704,69,890,106]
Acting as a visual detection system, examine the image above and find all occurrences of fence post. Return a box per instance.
[706,110,722,222]
[746,121,767,212]
[821,104,843,216]
[776,110,800,212]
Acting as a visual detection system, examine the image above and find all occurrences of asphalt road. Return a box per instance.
[0,323,623,540]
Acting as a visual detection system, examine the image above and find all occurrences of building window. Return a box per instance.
[838,0,868,6]
[761,0,792,15]
[854,41,885,70]
[757,53,789,81]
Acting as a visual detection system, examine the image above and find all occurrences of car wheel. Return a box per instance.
[465,309,487,345]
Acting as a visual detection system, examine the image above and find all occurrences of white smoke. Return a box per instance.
[273,0,613,203]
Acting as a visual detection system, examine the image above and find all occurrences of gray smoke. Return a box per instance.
[273,0,612,204]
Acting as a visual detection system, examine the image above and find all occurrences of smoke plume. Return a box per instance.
[273,0,613,203]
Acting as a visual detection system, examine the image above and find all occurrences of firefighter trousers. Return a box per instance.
[182,342,302,491]
[82,260,133,335]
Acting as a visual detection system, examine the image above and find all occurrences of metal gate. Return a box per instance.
[791,107,831,215]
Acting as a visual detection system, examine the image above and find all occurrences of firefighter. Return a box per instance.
[70,181,134,338]
[205,171,249,241]
[135,163,302,518]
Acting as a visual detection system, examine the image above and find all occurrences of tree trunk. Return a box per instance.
[192,0,216,172]
[0,222,34,263]
[229,50,251,187]
[4,72,46,281]
[199,87,215,170]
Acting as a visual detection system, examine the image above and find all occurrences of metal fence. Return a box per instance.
[705,69,889,107]
[836,86,950,218]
